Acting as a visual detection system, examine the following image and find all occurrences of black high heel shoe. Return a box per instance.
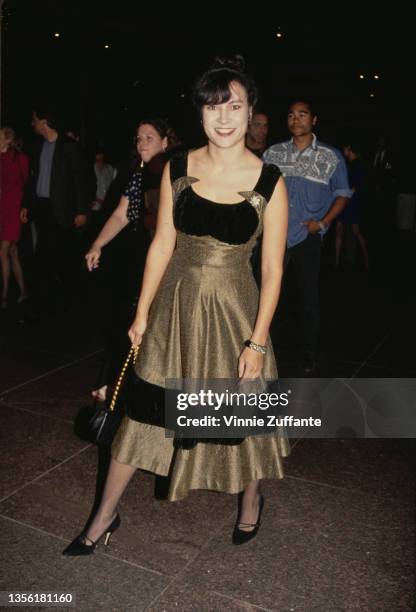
[62,514,121,556]
[232,494,264,545]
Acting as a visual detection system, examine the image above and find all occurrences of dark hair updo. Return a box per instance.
[192,55,258,114]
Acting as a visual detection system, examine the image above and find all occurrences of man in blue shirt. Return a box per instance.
[264,101,351,373]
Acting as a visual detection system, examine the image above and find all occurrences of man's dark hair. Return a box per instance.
[341,140,362,155]
[288,100,318,118]
[252,109,269,118]
[33,106,60,130]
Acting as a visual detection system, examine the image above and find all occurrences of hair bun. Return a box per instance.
[211,55,246,73]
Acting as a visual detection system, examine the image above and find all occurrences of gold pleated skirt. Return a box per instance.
[112,416,290,501]
[134,232,278,387]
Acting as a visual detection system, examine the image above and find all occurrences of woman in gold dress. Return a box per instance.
[64,56,288,554]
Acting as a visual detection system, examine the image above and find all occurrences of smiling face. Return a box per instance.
[287,102,317,138]
[201,81,250,149]
[136,123,167,163]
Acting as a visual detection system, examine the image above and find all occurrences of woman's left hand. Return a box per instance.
[238,347,263,380]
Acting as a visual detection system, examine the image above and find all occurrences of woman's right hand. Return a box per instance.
[85,245,101,271]
[128,315,147,347]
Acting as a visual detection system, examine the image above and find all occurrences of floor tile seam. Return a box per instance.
[0,513,77,544]
[0,444,92,504]
[279,357,411,373]
[330,359,362,365]
[93,548,169,578]
[336,359,413,373]
[284,474,404,501]
[355,364,415,374]
[0,513,169,580]
[210,589,274,611]
[0,402,74,424]
[4,344,70,357]
[1,399,88,406]
[143,506,237,610]
[351,331,392,378]
[0,349,105,397]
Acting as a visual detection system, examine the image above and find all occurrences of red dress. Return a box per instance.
[0,149,29,242]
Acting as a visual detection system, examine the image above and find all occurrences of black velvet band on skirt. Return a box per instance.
[124,373,244,448]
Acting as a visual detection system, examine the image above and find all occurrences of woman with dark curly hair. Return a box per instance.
[86,117,168,401]
[64,56,289,554]
[86,117,169,270]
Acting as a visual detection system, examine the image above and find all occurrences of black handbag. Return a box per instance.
[89,346,139,445]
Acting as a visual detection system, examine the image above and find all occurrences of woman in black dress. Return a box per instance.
[87,118,169,402]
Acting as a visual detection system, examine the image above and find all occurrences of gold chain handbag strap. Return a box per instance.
[109,345,139,411]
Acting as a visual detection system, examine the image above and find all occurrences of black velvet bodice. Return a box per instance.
[174,189,259,245]
[170,150,281,246]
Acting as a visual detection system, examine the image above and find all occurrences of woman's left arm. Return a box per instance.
[238,177,288,379]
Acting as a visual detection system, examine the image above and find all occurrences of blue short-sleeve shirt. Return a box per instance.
[263,134,352,247]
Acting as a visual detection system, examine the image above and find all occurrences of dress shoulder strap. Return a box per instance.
[255,163,282,202]
[169,150,188,184]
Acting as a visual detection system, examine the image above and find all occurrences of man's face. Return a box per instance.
[166,127,180,149]
[247,113,269,146]
[31,112,47,136]
[342,146,352,160]
[287,102,317,138]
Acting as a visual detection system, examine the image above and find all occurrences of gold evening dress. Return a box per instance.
[112,150,290,500]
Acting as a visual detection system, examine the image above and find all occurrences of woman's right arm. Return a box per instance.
[129,162,176,346]
[85,195,129,270]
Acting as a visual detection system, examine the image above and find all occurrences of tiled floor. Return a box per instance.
[0,259,414,611]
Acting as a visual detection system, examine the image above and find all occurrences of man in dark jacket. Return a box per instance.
[21,107,88,306]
